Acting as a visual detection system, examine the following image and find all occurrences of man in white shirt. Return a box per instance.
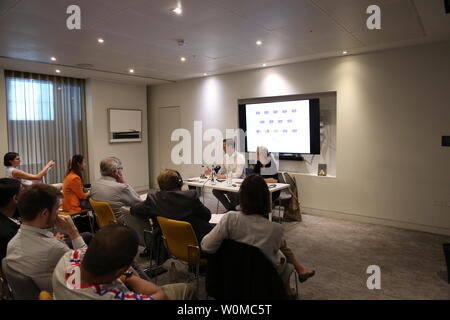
[4,184,87,292]
[90,157,142,218]
[210,139,245,212]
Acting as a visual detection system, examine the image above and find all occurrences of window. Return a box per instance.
[5,70,86,184]
[7,78,55,121]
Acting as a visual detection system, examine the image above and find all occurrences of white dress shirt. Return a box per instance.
[219,151,245,179]
[201,211,283,266]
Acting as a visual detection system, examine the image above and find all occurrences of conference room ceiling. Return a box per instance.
[0,0,449,85]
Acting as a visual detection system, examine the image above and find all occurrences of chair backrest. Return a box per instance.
[205,239,288,300]
[1,259,40,300]
[278,171,295,187]
[0,265,13,300]
[89,198,117,228]
[119,213,149,247]
[156,216,200,263]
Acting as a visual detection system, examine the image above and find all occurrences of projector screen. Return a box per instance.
[239,97,320,158]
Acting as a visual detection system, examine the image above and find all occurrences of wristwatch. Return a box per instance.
[123,269,134,279]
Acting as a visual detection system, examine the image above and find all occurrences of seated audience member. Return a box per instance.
[53,224,196,300]
[4,184,87,292]
[0,178,21,261]
[253,146,281,201]
[4,152,55,187]
[131,169,213,242]
[206,139,245,212]
[201,175,315,294]
[90,157,141,218]
[62,155,91,212]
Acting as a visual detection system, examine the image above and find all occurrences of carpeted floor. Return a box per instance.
[137,193,450,300]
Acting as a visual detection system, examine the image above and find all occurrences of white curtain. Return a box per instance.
[5,70,86,184]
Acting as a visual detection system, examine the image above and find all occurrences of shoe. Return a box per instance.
[298,270,315,283]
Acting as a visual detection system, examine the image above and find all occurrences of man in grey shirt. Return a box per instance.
[4,184,87,293]
[90,157,142,218]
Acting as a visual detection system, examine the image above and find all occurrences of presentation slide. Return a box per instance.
[245,100,311,153]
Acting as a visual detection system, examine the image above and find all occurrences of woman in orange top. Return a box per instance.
[62,155,90,212]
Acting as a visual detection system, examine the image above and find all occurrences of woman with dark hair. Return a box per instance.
[4,152,55,186]
[201,174,315,295]
[62,155,90,212]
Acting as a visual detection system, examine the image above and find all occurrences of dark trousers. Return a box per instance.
[212,190,239,211]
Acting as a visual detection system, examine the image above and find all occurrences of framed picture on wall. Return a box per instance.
[108,108,142,143]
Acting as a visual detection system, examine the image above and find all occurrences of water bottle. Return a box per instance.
[211,169,216,185]
[226,166,232,186]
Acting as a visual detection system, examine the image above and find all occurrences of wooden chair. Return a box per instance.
[89,198,117,228]
[157,216,206,296]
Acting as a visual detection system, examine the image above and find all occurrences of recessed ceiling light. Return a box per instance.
[203,73,208,76]
[262,63,267,67]
[342,50,348,55]
[172,7,182,15]
[129,69,134,73]
[50,57,56,61]
[256,40,263,46]
[97,38,104,44]
[180,56,186,62]
[55,69,61,73]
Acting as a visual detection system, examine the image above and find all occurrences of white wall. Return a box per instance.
[277,92,337,177]
[86,79,149,192]
[148,41,450,235]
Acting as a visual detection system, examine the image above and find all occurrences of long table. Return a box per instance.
[184,177,290,221]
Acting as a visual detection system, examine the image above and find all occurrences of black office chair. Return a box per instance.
[1,260,40,300]
[444,243,450,284]
[206,239,289,300]
[142,219,169,282]
[0,262,13,300]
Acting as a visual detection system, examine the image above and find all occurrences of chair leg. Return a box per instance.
[291,269,299,299]
[196,263,200,300]
[278,200,282,223]
[169,261,177,282]
[88,211,95,233]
